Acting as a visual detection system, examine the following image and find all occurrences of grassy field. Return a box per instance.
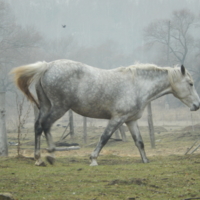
[1,125,200,200]
[0,154,200,200]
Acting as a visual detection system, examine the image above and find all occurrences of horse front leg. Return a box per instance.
[34,120,46,166]
[44,131,56,165]
[90,117,125,166]
[126,120,149,163]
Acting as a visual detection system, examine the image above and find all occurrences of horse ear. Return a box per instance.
[181,65,185,75]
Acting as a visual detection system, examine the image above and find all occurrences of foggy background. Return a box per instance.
[1,0,200,129]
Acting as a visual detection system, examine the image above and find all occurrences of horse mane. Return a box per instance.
[118,63,166,75]
[118,63,193,86]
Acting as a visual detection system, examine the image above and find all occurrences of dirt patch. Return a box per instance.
[108,178,147,186]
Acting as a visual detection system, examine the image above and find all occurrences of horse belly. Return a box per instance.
[71,103,112,119]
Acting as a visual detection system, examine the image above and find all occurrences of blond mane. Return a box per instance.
[118,63,193,86]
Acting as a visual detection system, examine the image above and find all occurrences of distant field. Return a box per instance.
[1,124,200,200]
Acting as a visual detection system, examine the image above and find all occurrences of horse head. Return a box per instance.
[170,65,200,111]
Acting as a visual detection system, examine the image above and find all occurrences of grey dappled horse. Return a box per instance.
[11,60,200,166]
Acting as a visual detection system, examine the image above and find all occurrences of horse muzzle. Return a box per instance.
[190,103,200,111]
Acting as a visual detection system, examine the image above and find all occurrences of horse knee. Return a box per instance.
[136,141,144,149]
[35,120,43,134]
[139,141,144,149]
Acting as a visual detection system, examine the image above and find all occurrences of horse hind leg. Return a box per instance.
[34,114,46,166]
[34,81,51,166]
[34,105,52,166]
[41,107,69,165]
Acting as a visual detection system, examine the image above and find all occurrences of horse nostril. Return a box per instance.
[194,104,200,110]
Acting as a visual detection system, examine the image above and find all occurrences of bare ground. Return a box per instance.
[7,124,200,161]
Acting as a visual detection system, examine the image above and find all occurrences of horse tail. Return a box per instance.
[10,61,49,109]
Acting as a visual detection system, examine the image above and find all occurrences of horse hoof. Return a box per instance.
[46,156,55,165]
[143,159,149,163]
[90,159,98,166]
[35,161,46,167]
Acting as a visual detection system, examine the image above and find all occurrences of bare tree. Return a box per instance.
[0,91,7,156]
[143,9,197,145]
[15,93,31,157]
[144,9,196,65]
[0,0,43,156]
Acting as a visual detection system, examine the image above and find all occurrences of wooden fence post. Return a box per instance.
[83,117,87,144]
[119,125,127,142]
[33,104,39,122]
[0,92,8,156]
[114,129,120,140]
[147,103,155,148]
[69,110,74,140]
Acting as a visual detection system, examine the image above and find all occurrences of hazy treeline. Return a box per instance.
[1,0,200,126]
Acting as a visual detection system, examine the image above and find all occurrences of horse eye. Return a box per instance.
[189,83,193,86]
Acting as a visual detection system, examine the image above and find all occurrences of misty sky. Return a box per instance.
[8,0,200,54]
[2,0,200,122]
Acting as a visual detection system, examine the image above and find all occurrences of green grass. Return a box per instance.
[4,125,200,199]
[0,154,200,200]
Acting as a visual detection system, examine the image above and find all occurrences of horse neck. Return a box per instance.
[136,68,171,104]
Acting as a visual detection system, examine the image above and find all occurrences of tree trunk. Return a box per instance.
[147,103,155,148]
[167,20,170,66]
[0,92,8,156]
[69,110,74,140]
[83,117,87,144]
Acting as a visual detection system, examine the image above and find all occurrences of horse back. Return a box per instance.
[39,60,135,119]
